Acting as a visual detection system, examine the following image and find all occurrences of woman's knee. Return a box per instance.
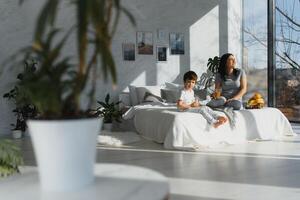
[207,98,226,108]
[225,100,242,110]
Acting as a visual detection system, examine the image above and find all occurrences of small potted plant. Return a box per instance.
[10,118,25,139]
[3,88,25,139]
[3,61,38,138]
[9,104,37,138]
[94,94,122,131]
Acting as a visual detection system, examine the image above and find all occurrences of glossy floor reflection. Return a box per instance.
[16,124,300,200]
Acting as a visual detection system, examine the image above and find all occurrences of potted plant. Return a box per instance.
[3,61,38,138]
[207,56,220,75]
[8,0,135,191]
[94,93,122,131]
[196,56,220,95]
[3,87,24,139]
[11,126,22,139]
[10,119,25,139]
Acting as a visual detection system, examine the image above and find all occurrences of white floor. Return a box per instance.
[14,124,300,199]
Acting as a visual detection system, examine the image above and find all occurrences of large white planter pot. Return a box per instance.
[28,118,102,191]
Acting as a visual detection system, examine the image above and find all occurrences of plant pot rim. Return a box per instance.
[28,117,103,122]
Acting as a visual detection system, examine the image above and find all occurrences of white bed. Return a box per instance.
[123,103,296,150]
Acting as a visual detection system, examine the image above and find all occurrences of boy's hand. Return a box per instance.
[177,100,191,110]
[191,101,200,107]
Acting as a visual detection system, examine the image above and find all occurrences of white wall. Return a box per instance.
[0,0,242,136]
[0,0,76,136]
[190,5,220,76]
[0,0,44,136]
[190,0,242,75]
[228,0,243,67]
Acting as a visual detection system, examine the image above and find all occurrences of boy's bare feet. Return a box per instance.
[213,116,228,128]
[218,116,227,123]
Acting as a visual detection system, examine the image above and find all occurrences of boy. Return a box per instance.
[177,71,227,128]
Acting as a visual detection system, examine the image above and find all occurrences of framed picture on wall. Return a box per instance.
[157,46,167,62]
[169,33,184,55]
[137,31,153,54]
[122,43,135,61]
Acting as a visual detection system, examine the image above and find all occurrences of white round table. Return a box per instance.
[0,163,169,200]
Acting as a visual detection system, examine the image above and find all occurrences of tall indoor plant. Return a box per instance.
[196,56,220,95]
[13,0,135,191]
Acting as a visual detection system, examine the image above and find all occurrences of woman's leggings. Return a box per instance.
[207,96,242,110]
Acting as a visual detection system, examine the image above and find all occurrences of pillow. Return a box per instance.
[135,86,162,104]
[165,82,183,90]
[128,85,139,106]
[143,92,165,103]
[161,89,181,103]
[119,92,131,109]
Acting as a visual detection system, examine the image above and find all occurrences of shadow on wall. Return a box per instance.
[99,0,228,101]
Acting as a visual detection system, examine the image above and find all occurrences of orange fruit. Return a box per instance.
[253,93,262,99]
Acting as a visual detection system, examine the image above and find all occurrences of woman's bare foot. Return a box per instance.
[213,116,228,128]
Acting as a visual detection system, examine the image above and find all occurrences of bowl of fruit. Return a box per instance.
[246,93,265,109]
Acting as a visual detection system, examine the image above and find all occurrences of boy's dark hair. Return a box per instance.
[183,71,198,82]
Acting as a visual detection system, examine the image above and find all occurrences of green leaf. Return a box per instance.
[34,0,59,42]
[0,139,23,177]
[77,0,89,75]
[105,93,110,104]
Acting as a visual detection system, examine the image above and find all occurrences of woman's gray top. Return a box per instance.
[215,68,246,100]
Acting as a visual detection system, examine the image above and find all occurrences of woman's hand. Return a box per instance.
[226,97,238,102]
[211,92,217,99]
[213,84,222,99]
[212,91,221,99]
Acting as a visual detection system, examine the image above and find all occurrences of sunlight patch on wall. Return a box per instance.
[130,71,146,86]
[228,0,242,67]
[189,5,219,77]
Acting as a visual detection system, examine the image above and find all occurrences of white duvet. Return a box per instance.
[123,103,296,150]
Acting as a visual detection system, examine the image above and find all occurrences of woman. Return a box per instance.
[207,53,247,110]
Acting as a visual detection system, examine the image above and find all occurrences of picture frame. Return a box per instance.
[157,46,167,62]
[122,43,135,61]
[169,33,184,55]
[137,31,153,54]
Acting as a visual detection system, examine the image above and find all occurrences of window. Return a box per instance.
[275,0,300,122]
[242,0,268,103]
